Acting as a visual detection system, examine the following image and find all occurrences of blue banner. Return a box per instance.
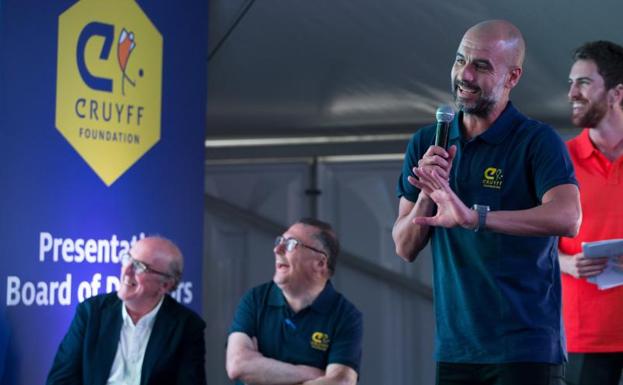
[0,0,207,383]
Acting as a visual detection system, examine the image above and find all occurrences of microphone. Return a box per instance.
[434,105,455,150]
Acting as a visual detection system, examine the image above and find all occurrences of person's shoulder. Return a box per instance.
[331,288,362,319]
[80,291,120,308]
[408,123,437,143]
[240,281,275,300]
[567,134,580,145]
[505,104,553,132]
[340,294,362,316]
[159,296,207,335]
[162,295,203,321]
[156,296,205,331]
[252,281,275,293]
[402,123,437,161]
[513,115,564,146]
[515,114,556,134]
[328,289,363,335]
[75,292,120,319]
[566,131,584,149]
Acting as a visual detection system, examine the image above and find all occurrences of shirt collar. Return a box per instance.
[309,281,337,314]
[268,283,286,307]
[575,128,598,160]
[121,296,164,329]
[268,280,338,314]
[452,101,521,145]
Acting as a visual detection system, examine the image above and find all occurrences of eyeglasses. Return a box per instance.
[274,236,327,257]
[120,252,172,278]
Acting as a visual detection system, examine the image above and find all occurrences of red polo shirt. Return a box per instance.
[559,128,623,352]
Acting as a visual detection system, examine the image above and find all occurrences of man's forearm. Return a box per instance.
[484,202,580,237]
[481,184,581,237]
[392,194,435,261]
[228,351,323,385]
[300,376,355,385]
[300,363,357,385]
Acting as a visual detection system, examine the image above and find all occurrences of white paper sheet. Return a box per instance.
[583,239,623,290]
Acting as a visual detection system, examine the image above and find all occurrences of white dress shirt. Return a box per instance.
[106,297,164,385]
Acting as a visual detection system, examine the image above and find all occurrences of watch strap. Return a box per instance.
[472,204,490,232]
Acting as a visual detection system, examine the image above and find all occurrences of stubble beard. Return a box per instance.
[452,79,496,118]
[572,94,608,128]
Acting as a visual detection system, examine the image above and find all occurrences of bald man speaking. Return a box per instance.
[393,20,581,385]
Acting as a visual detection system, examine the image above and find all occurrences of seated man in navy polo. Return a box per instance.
[226,218,363,385]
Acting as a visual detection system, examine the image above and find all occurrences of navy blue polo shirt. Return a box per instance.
[229,280,362,378]
[397,102,577,364]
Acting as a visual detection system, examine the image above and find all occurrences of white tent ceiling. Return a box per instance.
[206,0,623,158]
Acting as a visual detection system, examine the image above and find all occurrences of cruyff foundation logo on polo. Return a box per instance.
[56,0,163,186]
[310,332,330,351]
[482,167,503,189]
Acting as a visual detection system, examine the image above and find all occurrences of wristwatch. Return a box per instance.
[472,204,490,232]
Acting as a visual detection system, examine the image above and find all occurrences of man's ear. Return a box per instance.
[315,255,328,273]
[608,83,623,108]
[506,66,522,89]
[161,278,174,294]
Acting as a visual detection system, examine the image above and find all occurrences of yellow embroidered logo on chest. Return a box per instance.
[310,332,330,351]
[482,167,503,189]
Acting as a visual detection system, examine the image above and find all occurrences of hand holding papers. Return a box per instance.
[584,239,623,290]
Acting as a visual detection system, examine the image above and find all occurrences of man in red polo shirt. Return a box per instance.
[559,40,623,385]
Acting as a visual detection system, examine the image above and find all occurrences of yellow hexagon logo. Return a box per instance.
[56,0,163,186]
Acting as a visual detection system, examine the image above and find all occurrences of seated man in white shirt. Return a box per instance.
[47,236,206,385]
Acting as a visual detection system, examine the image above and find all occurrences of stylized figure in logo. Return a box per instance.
[117,28,136,96]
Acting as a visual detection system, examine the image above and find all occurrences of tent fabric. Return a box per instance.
[207,0,622,143]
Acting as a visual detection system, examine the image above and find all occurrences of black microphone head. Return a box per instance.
[436,105,455,123]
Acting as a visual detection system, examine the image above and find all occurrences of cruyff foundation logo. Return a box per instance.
[310,332,330,351]
[56,0,163,186]
[482,167,503,189]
